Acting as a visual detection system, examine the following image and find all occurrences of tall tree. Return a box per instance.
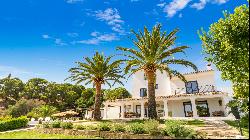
[23,78,49,100]
[0,74,24,108]
[199,4,249,98]
[104,87,131,101]
[67,52,124,120]
[117,24,198,119]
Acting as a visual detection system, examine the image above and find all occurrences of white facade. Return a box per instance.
[85,69,234,120]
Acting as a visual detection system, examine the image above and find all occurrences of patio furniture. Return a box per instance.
[212,111,224,117]
[125,112,140,118]
[187,111,193,117]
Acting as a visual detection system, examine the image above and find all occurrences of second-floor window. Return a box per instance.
[140,88,147,97]
[144,73,147,80]
[155,84,158,89]
[185,81,199,94]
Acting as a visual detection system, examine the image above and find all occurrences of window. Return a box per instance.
[185,81,199,94]
[218,100,222,106]
[196,101,210,117]
[140,88,147,97]
[183,101,193,117]
[144,73,147,80]
[155,84,158,89]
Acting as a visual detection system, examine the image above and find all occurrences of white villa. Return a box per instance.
[85,65,234,120]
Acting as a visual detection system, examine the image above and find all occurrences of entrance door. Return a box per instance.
[183,102,193,117]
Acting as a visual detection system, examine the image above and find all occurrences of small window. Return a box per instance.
[144,73,147,80]
[185,81,199,94]
[140,88,147,97]
[155,84,158,89]
[218,100,222,106]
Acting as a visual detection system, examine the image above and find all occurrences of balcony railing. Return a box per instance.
[172,85,218,95]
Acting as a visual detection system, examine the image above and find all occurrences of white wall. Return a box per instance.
[106,106,120,119]
[131,70,172,98]
[171,71,216,95]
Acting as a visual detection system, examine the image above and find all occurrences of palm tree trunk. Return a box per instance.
[147,71,157,119]
[93,82,102,120]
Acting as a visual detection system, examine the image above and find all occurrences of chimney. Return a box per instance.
[206,63,212,70]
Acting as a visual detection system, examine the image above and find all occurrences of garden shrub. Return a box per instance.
[126,122,145,134]
[144,119,160,135]
[162,120,206,139]
[42,121,51,128]
[0,116,12,121]
[74,124,86,130]
[51,120,61,128]
[60,122,73,129]
[111,123,126,132]
[97,122,111,131]
[85,125,98,130]
[0,116,29,131]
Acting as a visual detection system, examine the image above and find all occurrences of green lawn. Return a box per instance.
[0,130,101,139]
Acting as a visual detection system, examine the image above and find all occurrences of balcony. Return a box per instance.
[172,85,221,95]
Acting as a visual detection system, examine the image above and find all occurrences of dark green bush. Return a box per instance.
[111,123,126,132]
[97,123,111,131]
[144,119,160,135]
[60,122,73,129]
[51,120,61,128]
[126,122,145,134]
[74,124,86,130]
[0,116,29,132]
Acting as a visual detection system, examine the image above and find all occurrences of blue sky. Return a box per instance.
[0,0,247,90]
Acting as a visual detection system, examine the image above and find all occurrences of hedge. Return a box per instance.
[0,116,29,131]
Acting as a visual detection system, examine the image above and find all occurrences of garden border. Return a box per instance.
[38,128,173,139]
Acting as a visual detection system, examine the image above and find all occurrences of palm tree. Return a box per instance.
[67,52,124,120]
[117,24,198,119]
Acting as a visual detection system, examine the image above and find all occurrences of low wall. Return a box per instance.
[38,128,173,139]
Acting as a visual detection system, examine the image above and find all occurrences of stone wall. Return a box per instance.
[38,128,173,139]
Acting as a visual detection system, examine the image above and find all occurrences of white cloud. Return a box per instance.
[190,0,229,10]
[77,33,118,45]
[93,8,125,34]
[77,38,100,45]
[190,0,207,10]
[212,0,228,4]
[157,2,166,8]
[90,31,100,37]
[55,39,67,46]
[66,0,84,4]
[42,34,50,39]
[164,0,191,18]
[42,34,67,46]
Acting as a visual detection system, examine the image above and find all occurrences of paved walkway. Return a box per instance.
[190,120,245,139]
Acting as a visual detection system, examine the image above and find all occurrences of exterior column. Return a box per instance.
[120,102,125,119]
[140,101,145,119]
[222,96,230,117]
[163,100,169,118]
[191,98,198,118]
[103,103,108,119]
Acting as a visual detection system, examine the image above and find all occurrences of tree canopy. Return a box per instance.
[199,4,249,98]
